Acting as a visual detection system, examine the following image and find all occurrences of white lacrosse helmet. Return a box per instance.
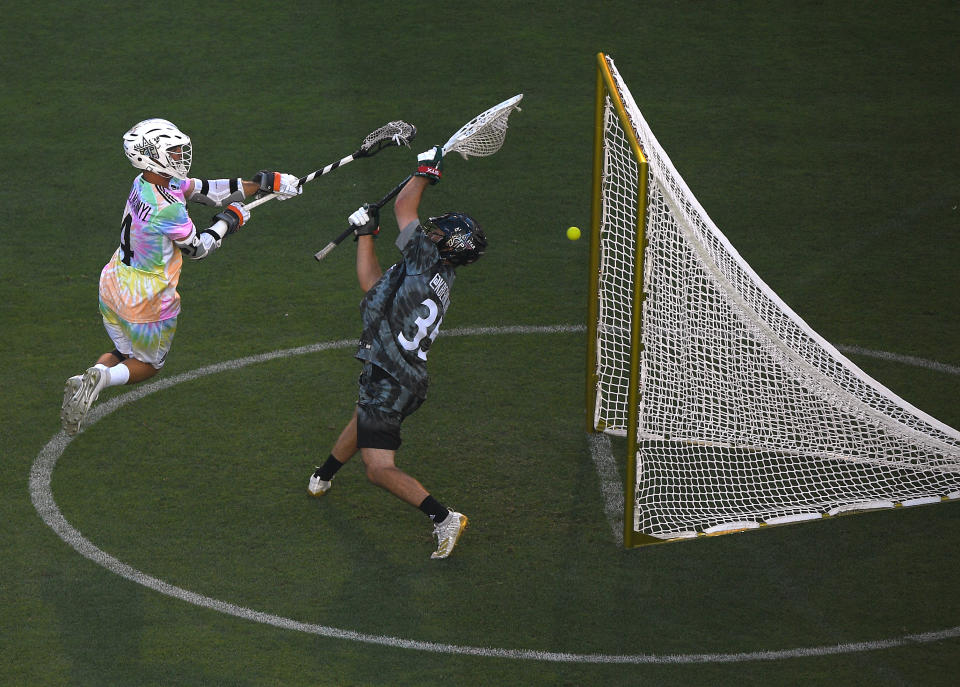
[122,118,193,179]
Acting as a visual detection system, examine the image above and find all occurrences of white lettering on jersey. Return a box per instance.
[428,273,450,309]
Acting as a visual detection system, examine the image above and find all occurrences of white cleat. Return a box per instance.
[431,511,468,560]
[61,367,107,436]
[61,375,82,422]
[60,375,83,435]
[308,469,332,497]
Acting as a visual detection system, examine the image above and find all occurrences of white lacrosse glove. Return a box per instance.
[212,202,250,235]
[413,145,443,185]
[348,204,380,240]
[253,171,302,200]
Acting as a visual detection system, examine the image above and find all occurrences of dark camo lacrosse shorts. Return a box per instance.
[356,362,425,450]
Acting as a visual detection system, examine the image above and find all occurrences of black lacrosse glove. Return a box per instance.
[212,202,249,236]
[252,170,301,200]
[413,145,443,185]
[349,204,380,240]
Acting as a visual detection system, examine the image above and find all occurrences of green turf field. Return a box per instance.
[2,2,958,685]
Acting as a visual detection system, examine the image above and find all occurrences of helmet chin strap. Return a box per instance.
[142,170,173,186]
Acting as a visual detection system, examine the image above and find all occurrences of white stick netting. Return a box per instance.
[444,94,523,159]
[361,120,417,152]
[593,55,960,540]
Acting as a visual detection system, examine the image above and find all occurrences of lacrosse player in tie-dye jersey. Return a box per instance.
[308,145,487,560]
[61,118,301,435]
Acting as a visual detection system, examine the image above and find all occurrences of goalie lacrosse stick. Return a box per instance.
[313,94,523,261]
[207,121,416,236]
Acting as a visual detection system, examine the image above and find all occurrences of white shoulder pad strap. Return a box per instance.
[188,178,245,207]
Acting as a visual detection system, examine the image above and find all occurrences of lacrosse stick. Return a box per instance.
[207,121,416,236]
[313,94,523,261]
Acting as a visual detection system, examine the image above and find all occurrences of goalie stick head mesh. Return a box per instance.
[424,212,487,266]
[442,94,523,160]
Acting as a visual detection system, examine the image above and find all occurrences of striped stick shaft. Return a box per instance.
[300,153,358,186]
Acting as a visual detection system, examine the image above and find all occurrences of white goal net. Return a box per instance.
[588,53,960,545]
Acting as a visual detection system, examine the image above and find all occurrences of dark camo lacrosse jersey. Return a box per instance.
[355,220,456,399]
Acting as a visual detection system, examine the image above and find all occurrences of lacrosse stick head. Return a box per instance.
[359,120,417,155]
[442,94,523,160]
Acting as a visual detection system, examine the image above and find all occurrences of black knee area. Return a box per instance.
[110,348,128,362]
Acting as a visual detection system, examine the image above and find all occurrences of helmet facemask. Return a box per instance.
[159,142,192,179]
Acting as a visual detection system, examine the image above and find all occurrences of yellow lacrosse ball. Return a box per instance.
[566,226,581,241]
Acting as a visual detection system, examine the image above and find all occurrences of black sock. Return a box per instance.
[315,455,345,481]
[418,495,449,523]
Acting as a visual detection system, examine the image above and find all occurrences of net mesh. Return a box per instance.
[444,94,523,159]
[361,120,417,153]
[593,55,960,540]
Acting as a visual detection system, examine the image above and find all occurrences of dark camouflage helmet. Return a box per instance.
[424,212,487,266]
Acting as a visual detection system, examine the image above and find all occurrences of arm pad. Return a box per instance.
[175,226,223,260]
[187,178,245,207]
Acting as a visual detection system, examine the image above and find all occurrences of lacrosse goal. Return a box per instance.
[586,52,960,547]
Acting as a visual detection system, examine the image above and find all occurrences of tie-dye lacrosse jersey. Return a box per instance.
[99,175,195,323]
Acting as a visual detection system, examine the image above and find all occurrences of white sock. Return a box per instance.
[101,363,130,387]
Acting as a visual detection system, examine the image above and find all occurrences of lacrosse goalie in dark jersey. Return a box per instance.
[308,145,486,560]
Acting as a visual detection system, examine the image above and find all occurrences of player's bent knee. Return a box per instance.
[365,464,385,485]
[361,447,402,485]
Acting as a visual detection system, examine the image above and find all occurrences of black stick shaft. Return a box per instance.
[313,175,413,262]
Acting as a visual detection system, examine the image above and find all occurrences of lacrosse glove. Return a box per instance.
[213,202,250,235]
[252,171,302,200]
[414,145,443,185]
[349,204,380,240]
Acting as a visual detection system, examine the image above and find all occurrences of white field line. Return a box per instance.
[30,326,960,664]
[837,344,960,376]
[588,432,624,546]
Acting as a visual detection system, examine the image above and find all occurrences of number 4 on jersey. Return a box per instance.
[120,213,133,265]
